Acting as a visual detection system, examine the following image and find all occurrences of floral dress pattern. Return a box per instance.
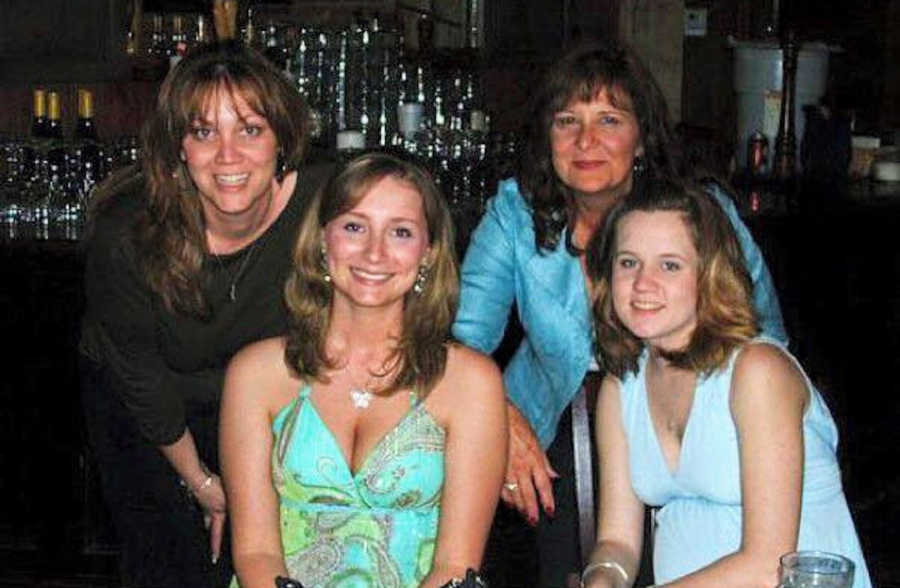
[232,384,445,588]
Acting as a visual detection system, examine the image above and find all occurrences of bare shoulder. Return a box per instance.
[443,343,503,393]
[595,373,624,422]
[598,373,623,401]
[225,336,298,411]
[228,336,290,378]
[426,343,504,420]
[731,341,808,412]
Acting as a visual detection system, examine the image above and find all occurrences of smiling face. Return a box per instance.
[550,87,643,201]
[181,86,279,223]
[611,210,700,352]
[323,174,431,313]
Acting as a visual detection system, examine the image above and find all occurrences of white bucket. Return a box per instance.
[731,39,831,173]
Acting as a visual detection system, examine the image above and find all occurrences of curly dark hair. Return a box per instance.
[519,40,684,253]
[586,178,759,378]
[91,42,310,317]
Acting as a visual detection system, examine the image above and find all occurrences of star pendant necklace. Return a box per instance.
[348,368,386,410]
[350,385,374,409]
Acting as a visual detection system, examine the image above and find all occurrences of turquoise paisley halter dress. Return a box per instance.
[232,384,446,588]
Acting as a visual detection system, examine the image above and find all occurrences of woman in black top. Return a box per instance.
[79,43,326,587]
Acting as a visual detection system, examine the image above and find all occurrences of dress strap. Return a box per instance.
[276,383,310,466]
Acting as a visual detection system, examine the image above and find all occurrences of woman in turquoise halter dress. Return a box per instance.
[220,152,508,588]
[580,179,871,588]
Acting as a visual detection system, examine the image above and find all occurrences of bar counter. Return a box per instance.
[2,178,899,586]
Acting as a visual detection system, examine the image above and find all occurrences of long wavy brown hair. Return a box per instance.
[284,152,458,398]
[91,42,310,317]
[519,40,684,253]
[586,179,759,378]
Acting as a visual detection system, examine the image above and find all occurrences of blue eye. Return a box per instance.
[662,260,681,271]
[600,115,620,126]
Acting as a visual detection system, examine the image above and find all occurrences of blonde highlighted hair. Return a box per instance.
[586,179,759,378]
[284,151,458,398]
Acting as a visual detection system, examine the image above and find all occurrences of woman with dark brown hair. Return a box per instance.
[581,179,870,588]
[79,42,328,587]
[452,40,787,585]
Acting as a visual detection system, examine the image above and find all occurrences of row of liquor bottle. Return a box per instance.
[134,10,488,152]
[2,88,516,243]
[288,16,488,151]
[1,89,133,241]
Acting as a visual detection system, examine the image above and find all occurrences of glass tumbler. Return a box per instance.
[779,551,854,588]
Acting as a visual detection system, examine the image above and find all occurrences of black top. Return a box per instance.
[80,164,331,446]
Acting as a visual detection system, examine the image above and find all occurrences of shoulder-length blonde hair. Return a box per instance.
[284,151,458,398]
[105,42,310,317]
[586,179,759,378]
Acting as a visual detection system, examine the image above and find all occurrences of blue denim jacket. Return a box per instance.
[452,178,788,448]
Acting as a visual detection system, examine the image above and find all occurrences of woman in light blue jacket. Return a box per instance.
[452,41,787,587]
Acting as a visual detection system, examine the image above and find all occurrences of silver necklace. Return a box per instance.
[348,371,384,410]
[349,386,374,409]
[213,239,260,302]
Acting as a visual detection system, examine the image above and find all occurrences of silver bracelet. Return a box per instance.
[581,560,629,586]
[191,475,213,494]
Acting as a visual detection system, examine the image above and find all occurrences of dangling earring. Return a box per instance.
[320,243,331,283]
[632,155,647,177]
[413,264,429,296]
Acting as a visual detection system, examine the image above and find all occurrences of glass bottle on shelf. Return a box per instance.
[45,91,64,142]
[30,90,67,232]
[262,21,282,68]
[242,7,258,49]
[149,13,169,59]
[31,89,49,141]
[195,14,212,48]
[21,89,49,185]
[169,14,188,69]
[74,89,98,144]
[74,89,104,203]
[467,0,481,48]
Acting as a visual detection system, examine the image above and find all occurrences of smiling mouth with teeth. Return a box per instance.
[632,301,663,310]
[216,173,249,185]
[352,268,392,281]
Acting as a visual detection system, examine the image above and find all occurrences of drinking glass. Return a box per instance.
[779,551,854,588]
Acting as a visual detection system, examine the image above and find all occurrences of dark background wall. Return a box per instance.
[682,0,900,147]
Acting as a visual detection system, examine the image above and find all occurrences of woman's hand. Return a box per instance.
[158,430,228,565]
[501,402,558,525]
[191,470,228,564]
